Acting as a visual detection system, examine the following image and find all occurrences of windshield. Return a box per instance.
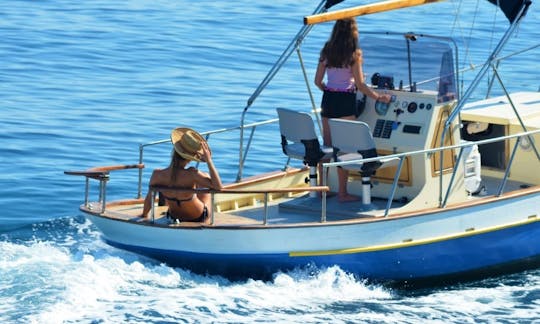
[360,33,457,103]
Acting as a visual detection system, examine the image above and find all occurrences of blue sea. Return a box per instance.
[1,0,539,322]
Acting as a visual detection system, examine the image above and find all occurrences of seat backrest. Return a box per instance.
[328,118,376,153]
[276,108,317,142]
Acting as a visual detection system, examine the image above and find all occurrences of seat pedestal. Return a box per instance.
[309,166,318,198]
[361,176,372,205]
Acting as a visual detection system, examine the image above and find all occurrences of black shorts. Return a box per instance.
[321,90,357,118]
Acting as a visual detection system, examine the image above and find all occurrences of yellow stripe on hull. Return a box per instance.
[290,215,539,257]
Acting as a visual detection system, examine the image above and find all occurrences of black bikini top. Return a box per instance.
[160,193,194,206]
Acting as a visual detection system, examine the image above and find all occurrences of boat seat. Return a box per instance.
[328,118,399,206]
[276,108,333,197]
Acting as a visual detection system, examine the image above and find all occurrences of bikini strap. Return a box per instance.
[160,192,194,206]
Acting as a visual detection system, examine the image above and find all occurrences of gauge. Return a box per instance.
[426,103,433,110]
[375,101,390,116]
[407,102,418,113]
[419,103,425,109]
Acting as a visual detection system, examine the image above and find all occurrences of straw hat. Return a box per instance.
[170,127,207,162]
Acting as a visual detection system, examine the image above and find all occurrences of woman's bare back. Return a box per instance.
[152,167,207,221]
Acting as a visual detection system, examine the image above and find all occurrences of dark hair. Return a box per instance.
[170,151,186,182]
[320,18,360,68]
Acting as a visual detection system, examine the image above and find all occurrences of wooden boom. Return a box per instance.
[304,0,445,25]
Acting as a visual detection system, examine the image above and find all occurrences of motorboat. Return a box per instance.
[65,0,540,284]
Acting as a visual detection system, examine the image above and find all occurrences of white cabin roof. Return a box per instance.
[461,92,540,127]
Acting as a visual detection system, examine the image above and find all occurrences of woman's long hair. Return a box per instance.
[170,150,185,182]
[320,18,360,68]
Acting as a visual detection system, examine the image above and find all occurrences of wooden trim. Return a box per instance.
[218,185,540,227]
[106,198,145,207]
[304,0,445,25]
[505,124,510,170]
[150,185,329,194]
[90,164,144,172]
[91,184,540,229]
[430,106,456,177]
[224,167,307,189]
[372,149,412,186]
[64,164,144,179]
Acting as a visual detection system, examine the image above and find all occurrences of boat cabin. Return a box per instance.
[461,92,540,185]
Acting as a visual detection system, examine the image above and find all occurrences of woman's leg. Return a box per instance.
[322,116,331,146]
[337,115,360,202]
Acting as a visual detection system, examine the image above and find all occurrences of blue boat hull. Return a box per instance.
[107,219,540,282]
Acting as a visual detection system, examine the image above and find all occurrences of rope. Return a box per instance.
[464,0,481,71]
[486,0,500,88]
[448,0,476,72]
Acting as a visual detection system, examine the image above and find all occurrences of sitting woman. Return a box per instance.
[141,127,223,223]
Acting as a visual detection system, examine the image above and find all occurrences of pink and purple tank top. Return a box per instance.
[325,66,355,92]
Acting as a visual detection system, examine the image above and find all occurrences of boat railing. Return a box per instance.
[149,185,329,226]
[136,118,279,199]
[322,127,540,218]
[67,116,300,215]
[64,164,145,213]
[66,127,540,222]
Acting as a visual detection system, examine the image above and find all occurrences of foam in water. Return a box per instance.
[0,219,397,323]
[2,216,540,323]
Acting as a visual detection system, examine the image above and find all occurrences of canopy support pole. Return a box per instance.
[445,2,530,126]
[237,0,327,182]
[438,1,530,207]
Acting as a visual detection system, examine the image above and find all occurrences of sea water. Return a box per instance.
[1,0,539,322]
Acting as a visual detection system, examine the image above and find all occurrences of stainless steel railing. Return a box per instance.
[321,127,540,219]
[136,118,279,198]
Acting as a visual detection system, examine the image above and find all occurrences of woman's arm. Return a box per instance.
[197,142,223,190]
[141,170,158,218]
[314,58,326,91]
[352,56,391,104]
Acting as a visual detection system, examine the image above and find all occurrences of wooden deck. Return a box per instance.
[96,174,535,229]
[101,193,398,228]
[103,203,264,227]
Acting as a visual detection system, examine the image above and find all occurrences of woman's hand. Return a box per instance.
[198,140,223,190]
[378,93,392,104]
[200,141,212,163]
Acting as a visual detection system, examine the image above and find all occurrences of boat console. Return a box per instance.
[324,34,474,207]
[342,86,467,207]
[360,89,440,152]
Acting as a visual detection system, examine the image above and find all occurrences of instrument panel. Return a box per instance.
[358,89,440,150]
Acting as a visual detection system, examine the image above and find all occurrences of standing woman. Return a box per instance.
[315,18,391,202]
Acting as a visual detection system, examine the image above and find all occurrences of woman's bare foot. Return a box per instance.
[338,194,360,203]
